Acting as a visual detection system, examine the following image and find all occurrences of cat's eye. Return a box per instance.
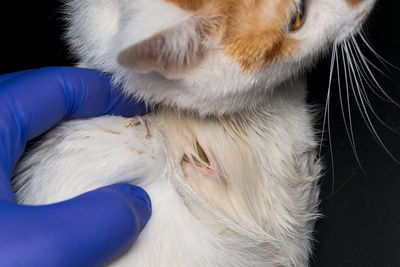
[289,0,306,31]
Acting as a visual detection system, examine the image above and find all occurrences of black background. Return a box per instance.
[1,1,399,266]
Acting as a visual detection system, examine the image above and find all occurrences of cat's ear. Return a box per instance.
[117,16,212,76]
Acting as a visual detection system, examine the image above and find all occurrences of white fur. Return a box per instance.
[14,0,376,266]
[14,81,320,266]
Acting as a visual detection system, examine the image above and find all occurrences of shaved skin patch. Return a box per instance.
[181,141,214,177]
[180,140,223,188]
[164,0,300,73]
[346,0,364,8]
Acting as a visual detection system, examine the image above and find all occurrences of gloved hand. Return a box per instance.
[0,67,152,266]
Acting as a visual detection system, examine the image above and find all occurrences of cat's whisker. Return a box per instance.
[320,44,338,189]
[340,45,358,155]
[348,39,384,109]
[337,43,363,168]
[352,35,399,103]
[353,32,391,77]
[352,43,390,79]
[340,42,369,173]
[343,42,376,140]
[348,38,400,135]
[347,37,400,136]
[319,55,332,154]
[348,38,391,102]
[345,43,379,138]
[344,42,376,126]
[352,36,400,109]
[344,41,400,165]
[359,29,400,71]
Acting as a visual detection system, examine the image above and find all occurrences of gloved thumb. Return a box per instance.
[0,184,151,267]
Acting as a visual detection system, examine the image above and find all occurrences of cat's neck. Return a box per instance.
[161,76,308,122]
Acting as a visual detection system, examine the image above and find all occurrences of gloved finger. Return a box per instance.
[0,67,148,201]
[0,184,151,267]
[104,82,149,117]
[0,66,147,141]
[0,70,34,84]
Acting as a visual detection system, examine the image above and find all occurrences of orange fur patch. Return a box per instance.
[346,0,364,8]
[164,0,300,73]
[165,0,209,11]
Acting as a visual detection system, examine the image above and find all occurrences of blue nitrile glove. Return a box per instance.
[0,67,152,266]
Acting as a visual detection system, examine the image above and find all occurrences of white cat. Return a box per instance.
[13,0,376,266]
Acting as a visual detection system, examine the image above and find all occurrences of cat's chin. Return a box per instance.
[110,55,307,116]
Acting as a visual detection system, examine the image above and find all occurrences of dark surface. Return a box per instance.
[308,1,400,266]
[1,1,399,266]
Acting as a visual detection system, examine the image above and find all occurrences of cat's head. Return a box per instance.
[66,0,376,115]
